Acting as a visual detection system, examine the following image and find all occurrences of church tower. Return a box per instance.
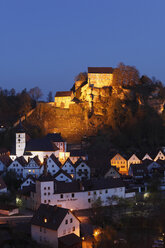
[16,120,26,157]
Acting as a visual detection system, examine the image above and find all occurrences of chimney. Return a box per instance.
[44,162,48,177]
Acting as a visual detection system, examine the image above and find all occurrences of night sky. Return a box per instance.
[1,0,165,99]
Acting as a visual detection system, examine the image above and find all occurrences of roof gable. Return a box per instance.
[31,204,70,230]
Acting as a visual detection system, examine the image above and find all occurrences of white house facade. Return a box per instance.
[31,204,80,248]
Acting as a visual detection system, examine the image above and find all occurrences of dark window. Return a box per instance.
[72,193,74,198]
[48,192,50,195]
[105,189,108,193]
[48,187,50,190]
[70,218,73,223]
[44,187,46,190]
[60,194,63,199]
[65,219,68,224]
[73,226,75,231]
[88,199,91,203]
[44,193,46,195]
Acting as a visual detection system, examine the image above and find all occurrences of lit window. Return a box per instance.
[44,218,47,223]
[28,169,31,172]
[88,192,90,196]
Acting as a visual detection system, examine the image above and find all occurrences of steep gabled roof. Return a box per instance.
[62,158,74,167]
[0,155,13,167]
[49,154,62,168]
[55,181,81,193]
[88,67,114,74]
[54,169,73,181]
[74,158,88,168]
[58,234,82,247]
[29,156,42,166]
[83,178,124,191]
[25,137,59,152]
[15,156,28,166]
[37,174,54,182]
[31,204,71,230]
[46,133,65,142]
[55,91,73,97]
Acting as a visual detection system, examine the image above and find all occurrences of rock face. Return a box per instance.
[25,95,113,143]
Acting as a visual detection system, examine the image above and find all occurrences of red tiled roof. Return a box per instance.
[55,91,73,97]
[88,67,114,74]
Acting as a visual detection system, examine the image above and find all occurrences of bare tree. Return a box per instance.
[29,87,43,101]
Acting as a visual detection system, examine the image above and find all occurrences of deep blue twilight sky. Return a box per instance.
[1,0,165,99]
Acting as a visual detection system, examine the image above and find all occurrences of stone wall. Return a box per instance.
[88,73,113,87]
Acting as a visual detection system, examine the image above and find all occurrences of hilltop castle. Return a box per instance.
[54,67,114,109]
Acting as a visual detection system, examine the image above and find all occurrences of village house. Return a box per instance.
[46,133,67,153]
[104,166,121,179]
[54,169,73,183]
[110,153,128,175]
[20,175,35,190]
[142,153,153,161]
[74,158,90,181]
[47,154,61,175]
[20,175,126,211]
[61,158,75,179]
[128,163,147,180]
[88,67,114,88]
[7,156,27,177]
[69,150,88,163]
[23,156,44,178]
[31,204,81,248]
[0,155,12,173]
[154,150,165,161]
[127,154,142,169]
[55,91,74,109]
[10,123,64,163]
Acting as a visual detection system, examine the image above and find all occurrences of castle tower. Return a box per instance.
[16,120,26,157]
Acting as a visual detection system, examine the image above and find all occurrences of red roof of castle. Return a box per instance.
[88,67,114,74]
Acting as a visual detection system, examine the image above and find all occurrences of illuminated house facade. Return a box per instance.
[21,176,126,211]
[31,204,80,248]
[88,67,114,88]
[55,91,74,108]
[111,153,128,175]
